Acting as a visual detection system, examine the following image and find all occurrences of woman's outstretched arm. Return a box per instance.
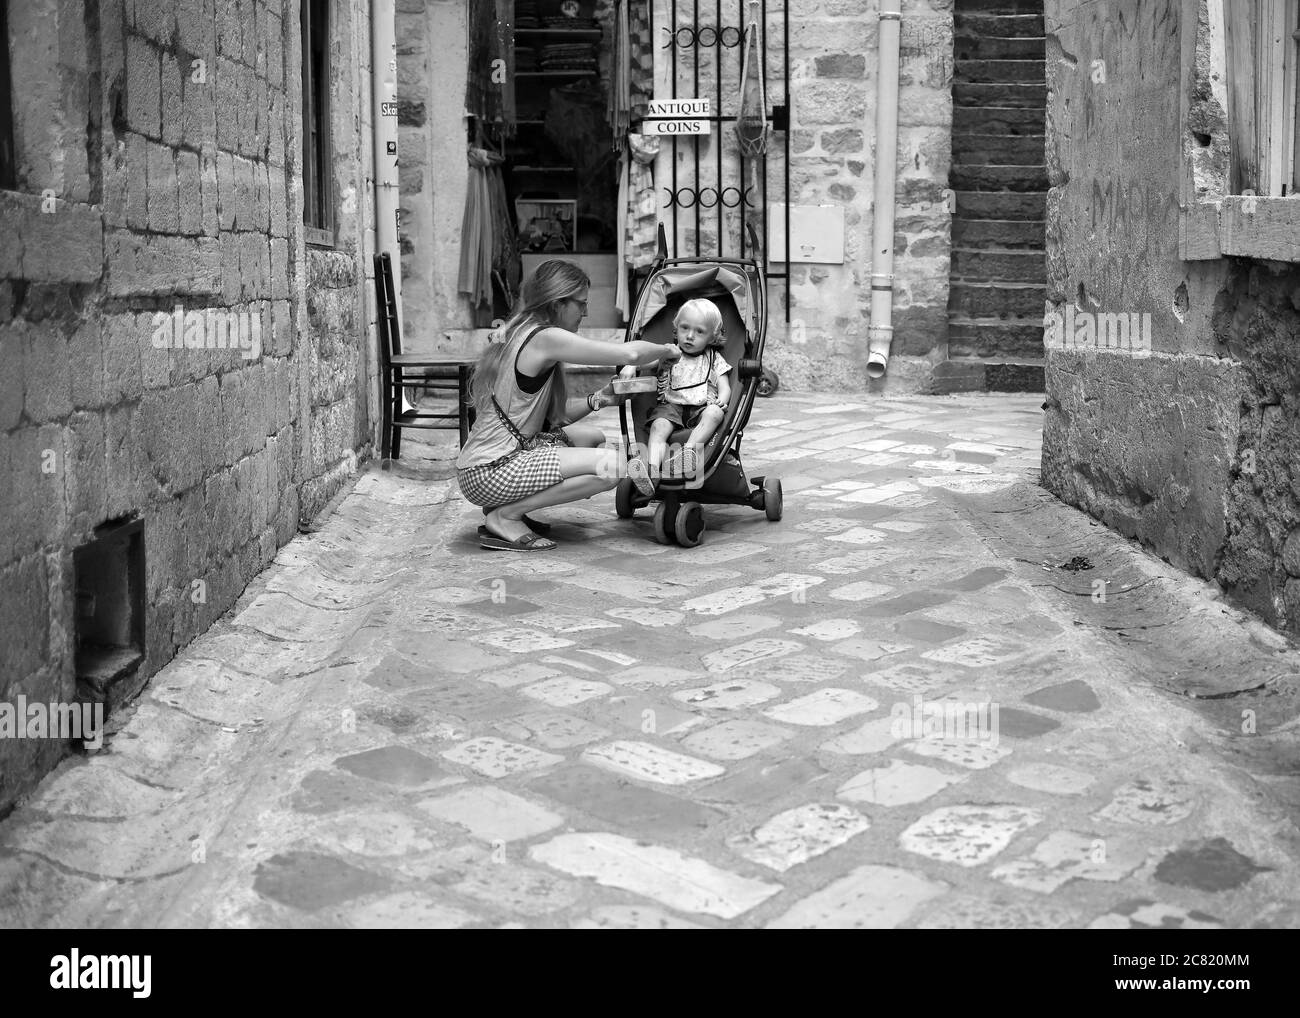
[524,327,678,372]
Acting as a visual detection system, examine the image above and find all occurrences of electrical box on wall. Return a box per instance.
[767,203,846,264]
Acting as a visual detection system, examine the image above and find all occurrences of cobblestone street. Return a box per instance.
[3,393,1299,929]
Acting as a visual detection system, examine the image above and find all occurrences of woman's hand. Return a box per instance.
[660,343,683,362]
[594,379,624,407]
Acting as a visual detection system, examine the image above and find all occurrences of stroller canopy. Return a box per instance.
[633,264,759,342]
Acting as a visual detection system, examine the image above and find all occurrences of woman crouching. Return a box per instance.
[456,260,680,551]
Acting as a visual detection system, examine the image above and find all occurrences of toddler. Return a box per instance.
[622,297,731,493]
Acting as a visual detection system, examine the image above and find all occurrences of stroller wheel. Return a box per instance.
[674,502,706,547]
[653,501,676,545]
[763,478,783,522]
[757,368,780,397]
[615,477,636,519]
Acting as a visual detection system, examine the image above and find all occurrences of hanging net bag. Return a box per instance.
[734,0,769,157]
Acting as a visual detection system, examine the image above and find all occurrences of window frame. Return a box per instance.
[0,0,17,191]
[301,0,333,247]
[1180,0,1300,262]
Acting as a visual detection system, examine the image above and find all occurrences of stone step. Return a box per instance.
[954,35,1046,61]
[931,357,1045,395]
[950,164,1049,191]
[953,82,1047,108]
[951,247,1046,283]
[952,217,1045,247]
[956,0,1045,12]
[954,13,1045,38]
[956,250,1045,286]
[948,281,1046,317]
[948,317,1046,358]
[954,105,1045,134]
[954,59,1046,84]
[954,190,1047,219]
[953,133,1046,164]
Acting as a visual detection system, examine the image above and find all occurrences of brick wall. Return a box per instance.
[0,0,378,814]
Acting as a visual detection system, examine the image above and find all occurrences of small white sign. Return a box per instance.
[768,204,846,264]
[647,98,710,117]
[643,119,711,135]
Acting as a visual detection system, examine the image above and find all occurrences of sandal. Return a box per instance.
[479,529,557,552]
[482,509,552,535]
[626,456,656,497]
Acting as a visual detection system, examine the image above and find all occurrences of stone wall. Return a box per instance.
[750,0,955,393]
[1041,0,1300,636]
[0,0,378,814]
[398,0,956,390]
[396,0,478,353]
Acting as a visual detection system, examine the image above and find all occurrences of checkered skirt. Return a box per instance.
[456,448,564,508]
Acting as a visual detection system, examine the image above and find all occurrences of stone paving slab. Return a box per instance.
[3,393,1300,929]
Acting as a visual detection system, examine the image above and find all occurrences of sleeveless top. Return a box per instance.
[456,326,560,470]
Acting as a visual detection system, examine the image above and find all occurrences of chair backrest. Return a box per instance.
[373,252,402,361]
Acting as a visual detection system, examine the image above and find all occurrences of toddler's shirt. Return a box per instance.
[658,348,731,407]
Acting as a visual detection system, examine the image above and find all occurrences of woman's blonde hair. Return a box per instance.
[469,260,590,426]
[673,298,725,347]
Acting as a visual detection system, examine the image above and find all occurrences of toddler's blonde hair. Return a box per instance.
[673,298,725,347]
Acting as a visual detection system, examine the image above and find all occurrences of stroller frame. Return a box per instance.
[614,224,783,546]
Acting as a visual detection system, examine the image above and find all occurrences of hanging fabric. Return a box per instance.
[625,133,660,267]
[735,0,769,157]
[626,0,653,121]
[609,0,632,146]
[465,0,517,137]
[459,147,499,309]
[615,150,632,315]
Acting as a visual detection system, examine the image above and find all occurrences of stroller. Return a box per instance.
[613,224,783,546]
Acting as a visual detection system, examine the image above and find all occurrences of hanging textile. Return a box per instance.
[465,0,516,137]
[487,150,521,311]
[459,148,498,308]
[625,133,660,267]
[608,0,631,144]
[459,146,520,313]
[627,0,653,121]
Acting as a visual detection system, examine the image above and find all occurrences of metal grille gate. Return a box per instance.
[635,0,791,321]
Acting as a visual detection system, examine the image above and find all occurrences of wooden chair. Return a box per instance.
[373,252,476,464]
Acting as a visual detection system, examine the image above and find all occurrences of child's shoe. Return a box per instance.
[626,456,656,496]
[662,447,699,479]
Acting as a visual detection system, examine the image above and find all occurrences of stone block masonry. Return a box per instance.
[0,0,379,814]
[398,1,957,392]
[1041,0,1300,639]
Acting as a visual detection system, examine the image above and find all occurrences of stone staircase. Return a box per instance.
[936,0,1047,394]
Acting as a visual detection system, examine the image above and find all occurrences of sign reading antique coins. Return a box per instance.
[643,97,712,135]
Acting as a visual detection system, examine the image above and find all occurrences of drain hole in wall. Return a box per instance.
[74,517,145,693]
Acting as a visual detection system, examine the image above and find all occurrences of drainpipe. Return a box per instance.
[371,0,402,325]
[866,0,902,380]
